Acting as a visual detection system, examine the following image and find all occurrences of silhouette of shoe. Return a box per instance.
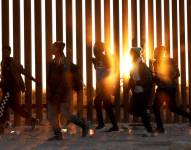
[48,134,63,141]
[95,124,105,130]
[142,132,156,137]
[105,126,119,132]
[48,129,63,141]
[154,128,166,134]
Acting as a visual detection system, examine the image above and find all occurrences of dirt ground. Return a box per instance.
[0,121,191,150]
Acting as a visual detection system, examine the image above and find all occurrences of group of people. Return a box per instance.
[127,46,191,136]
[0,41,191,140]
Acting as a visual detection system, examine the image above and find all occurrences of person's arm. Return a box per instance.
[92,57,96,64]
[92,57,98,69]
[171,59,180,79]
[15,62,40,85]
[46,62,51,87]
[46,62,52,99]
[127,72,135,90]
[20,66,35,81]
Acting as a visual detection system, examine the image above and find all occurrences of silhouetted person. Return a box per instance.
[152,46,191,133]
[92,42,119,132]
[128,47,153,136]
[47,41,89,140]
[0,46,39,134]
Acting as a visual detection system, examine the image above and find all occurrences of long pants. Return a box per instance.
[94,92,118,128]
[48,92,87,133]
[48,100,72,130]
[153,88,191,129]
[0,91,31,125]
[129,92,153,133]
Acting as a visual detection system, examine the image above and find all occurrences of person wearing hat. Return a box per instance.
[152,46,191,133]
[0,45,39,134]
[92,42,119,132]
[128,47,153,136]
[47,41,89,140]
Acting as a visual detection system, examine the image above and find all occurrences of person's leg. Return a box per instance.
[136,92,153,133]
[0,92,10,134]
[153,89,165,132]
[103,94,119,132]
[48,101,60,129]
[9,92,38,129]
[9,92,30,118]
[141,110,153,133]
[168,89,191,121]
[60,102,89,137]
[171,104,191,120]
[171,106,191,121]
[47,99,62,140]
[94,94,105,129]
[0,112,9,135]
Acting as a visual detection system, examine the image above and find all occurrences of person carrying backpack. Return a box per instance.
[47,41,89,140]
[127,47,153,136]
[152,46,191,133]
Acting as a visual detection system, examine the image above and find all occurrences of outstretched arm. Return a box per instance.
[16,63,41,85]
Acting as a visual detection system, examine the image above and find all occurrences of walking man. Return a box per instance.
[152,46,191,133]
[92,42,119,132]
[47,41,89,140]
[128,47,153,136]
[0,46,39,134]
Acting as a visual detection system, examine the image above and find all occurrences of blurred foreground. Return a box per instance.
[0,122,191,150]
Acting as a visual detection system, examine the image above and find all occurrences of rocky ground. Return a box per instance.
[0,122,191,150]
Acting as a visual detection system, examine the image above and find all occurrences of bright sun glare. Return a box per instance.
[122,52,133,79]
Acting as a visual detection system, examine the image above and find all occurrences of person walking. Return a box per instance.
[47,41,89,140]
[0,45,39,134]
[127,47,153,136]
[92,42,119,132]
[152,46,191,133]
